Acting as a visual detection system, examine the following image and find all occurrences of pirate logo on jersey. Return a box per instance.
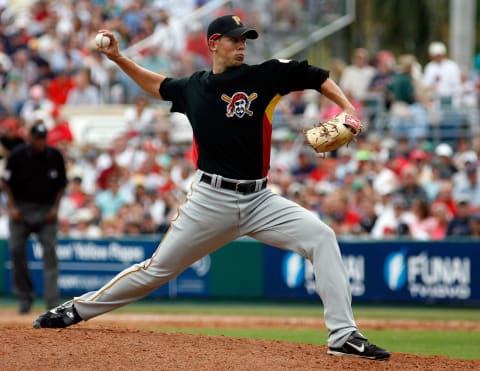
[221,92,258,118]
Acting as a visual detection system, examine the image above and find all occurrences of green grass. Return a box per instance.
[111,300,480,360]
[111,300,480,321]
[143,327,480,360]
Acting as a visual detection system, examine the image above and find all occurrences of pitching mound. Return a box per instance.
[1,311,479,370]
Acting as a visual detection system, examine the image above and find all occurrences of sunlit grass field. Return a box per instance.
[113,300,480,360]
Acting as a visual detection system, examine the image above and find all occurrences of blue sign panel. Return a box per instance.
[263,241,480,304]
[4,238,209,298]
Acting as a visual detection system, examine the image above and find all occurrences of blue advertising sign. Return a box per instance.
[263,241,480,304]
[4,238,210,298]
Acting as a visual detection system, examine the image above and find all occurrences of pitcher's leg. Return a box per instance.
[244,191,356,347]
[74,181,239,320]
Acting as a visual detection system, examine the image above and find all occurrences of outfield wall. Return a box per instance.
[1,238,479,304]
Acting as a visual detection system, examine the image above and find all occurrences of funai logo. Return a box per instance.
[281,252,316,294]
[384,249,408,291]
[384,249,471,299]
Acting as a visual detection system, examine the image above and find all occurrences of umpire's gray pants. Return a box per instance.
[9,202,60,309]
[75,171,357,347]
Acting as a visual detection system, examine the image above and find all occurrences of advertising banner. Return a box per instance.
[263,241,480,304]
[3,238,479,304]
[4,238,210,298]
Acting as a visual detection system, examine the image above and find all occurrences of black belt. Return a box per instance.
[200,173,267,195]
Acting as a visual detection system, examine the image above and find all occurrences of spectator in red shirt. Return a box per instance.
[47,70,75,106]
[323,191,361,236]
[47,106,74,147]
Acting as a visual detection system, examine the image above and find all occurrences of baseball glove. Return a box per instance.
[303,112,363,154]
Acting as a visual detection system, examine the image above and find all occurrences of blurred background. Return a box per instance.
[0,0,478,240]
[0,0,479,305]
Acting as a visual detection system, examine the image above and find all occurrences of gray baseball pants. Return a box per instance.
[74,171,357,347]
[9,202,60,309]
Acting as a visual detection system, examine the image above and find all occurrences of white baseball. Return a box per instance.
[95,33,111,48]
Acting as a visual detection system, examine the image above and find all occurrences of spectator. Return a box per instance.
[65,68,100,106]
[124,94,157,136]
[69,208,101,238]
[9,49,39,86]
[151,8,186,57]
[410,149,434,192]
[446,195,472,237]
[46,106,74,148]
[291,151,315,182]
[339,48,375,104]
[393,164,428,208]
[371,194,414,239]
[95,176,130,218]
[322,191,361,236]
[388,54,429,145]
[67,146,99,196]
[20,84,55,126]
[452,161,480,208]
[357,196,378,235]
[286,90,307,116]
[122,2,148,36]
[368,50,396,110]
[434,142,458,179]
[2,122,67,313]
[458,69,478,109]
[64,175,87,209]
[0,117,26,159]
[58,217,72,237]
[49,38,84,74]
[335,147,357,180]
[429,202,450,240]
[454,148,478,173]
[408,198,437,240]
[271,0,302,33]
[84,50,110,99]
[46,70,75,106]
[2,71,29,115]
[99,216,123,238]
[422,41,461,109]
[452,138,476,171]
[101,65,128,104]
[431,180,456,217]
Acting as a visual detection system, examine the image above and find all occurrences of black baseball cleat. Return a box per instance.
[33,300,82,329]
[327,331,390,360]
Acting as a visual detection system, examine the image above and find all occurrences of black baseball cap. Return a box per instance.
[207,15,258,41]
[30,123,48,138]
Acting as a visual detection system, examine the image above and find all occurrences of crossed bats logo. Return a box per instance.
[221,91,258,118]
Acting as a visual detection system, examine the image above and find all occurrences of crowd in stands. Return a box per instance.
[0,1,480,240]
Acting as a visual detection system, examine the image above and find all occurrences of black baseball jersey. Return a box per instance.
[3,144,67,205]
[160,59,329,179]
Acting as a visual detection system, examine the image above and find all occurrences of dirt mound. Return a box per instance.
[1,312,479,370]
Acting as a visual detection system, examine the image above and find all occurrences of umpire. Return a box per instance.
[3,122,67,314]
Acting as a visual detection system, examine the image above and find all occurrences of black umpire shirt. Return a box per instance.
[3,143,67,205]
[160,59,329,180]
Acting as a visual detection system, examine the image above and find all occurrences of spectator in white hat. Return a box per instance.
[422,41,461,108]
[434,142,458,179]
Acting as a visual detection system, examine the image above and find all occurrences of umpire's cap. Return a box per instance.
[30,123,48,138]
[207,15,258,41]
